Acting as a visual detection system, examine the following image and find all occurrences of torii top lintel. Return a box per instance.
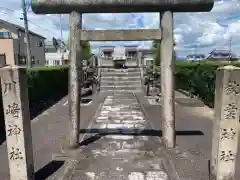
[31,0,214,14]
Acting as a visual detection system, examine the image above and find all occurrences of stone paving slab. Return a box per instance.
[58,92,211,180]
[135,92,211,180]
[69,171,169,180]
[145,91,204,107]
[60,92,170,180]
[165,147,209,180]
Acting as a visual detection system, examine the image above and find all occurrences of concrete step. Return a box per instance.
[100,84,142,87]
[101,81,141,86]
[100,90,142,93]
[101,76,141,81]
[101,71,141,77]
[101,85,141,88]
[100,87,142,91]
[102,68,140,72]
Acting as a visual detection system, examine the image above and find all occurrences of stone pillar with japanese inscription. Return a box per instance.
[0,66,34,180]
[211,65,240,180]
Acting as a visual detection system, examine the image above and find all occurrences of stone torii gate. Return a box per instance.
[0,0,227,180]
[30,0,214,150]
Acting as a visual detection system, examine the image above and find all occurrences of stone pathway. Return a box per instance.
[62,92,169,180]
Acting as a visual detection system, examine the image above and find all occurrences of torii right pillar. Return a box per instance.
[160,11,176,148]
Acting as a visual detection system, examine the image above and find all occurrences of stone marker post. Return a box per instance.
[0,66,34,180]
[67,11,82,149]
[160,11,176,148]
[211,65,240,180]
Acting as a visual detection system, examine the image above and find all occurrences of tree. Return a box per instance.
[151,39,177,66]
[67,30,92,61]
[151,40,161,66]
[81,40,92,60]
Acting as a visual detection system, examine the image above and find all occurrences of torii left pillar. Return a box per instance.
[67,11,82,149]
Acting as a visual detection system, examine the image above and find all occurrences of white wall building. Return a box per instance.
[45,40,70,66]
[98,45,153,67]
[186,54,205,61]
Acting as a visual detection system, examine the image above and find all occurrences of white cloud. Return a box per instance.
[174,34,184,45]
[197,22,225,45]
[211,0,240,13]
[0,0,240,57]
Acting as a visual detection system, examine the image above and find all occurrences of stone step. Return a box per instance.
[101,82,141,86]
[100,83,141,86]
[101,72,141,77]
[101,85,141,89]
[101,81,141,86]
[101,85,141,88]
[100,89,142,93]
[100,87,142,91]
[101,84,141,87]
[102,68,140,72]
[101,77,141,81]
[96,119,146,124]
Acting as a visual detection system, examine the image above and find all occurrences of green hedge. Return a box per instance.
[175,61,240,107]
[175,62,217,107]
[0,66,69,129]
[27,66,68,104]
[145,61,240,108]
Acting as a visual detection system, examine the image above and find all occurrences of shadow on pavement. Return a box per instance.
[80,134,103,146]
[29,92,67,120]
[0,91,93,145]
[0,93,67,145]
[79,128,204,146]
[0,129,5,145]
[35,160,65,180]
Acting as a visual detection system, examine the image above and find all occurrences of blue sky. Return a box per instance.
[0,0,240,57]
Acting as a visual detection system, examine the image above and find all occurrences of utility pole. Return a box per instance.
[194,45,197,61]
[60,14,64,65]
[22,0,32,68]
[229,37,232,61]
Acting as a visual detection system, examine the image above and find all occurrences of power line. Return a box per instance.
[0,6,14,12]
[1,6,57,37]
[0,5,33,12]
[27,19,57,35]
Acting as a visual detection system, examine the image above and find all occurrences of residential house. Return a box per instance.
[100,46,114,59]
[206,48,238,61]
[0,19,46,66]
[186,54,205,61]
[45,39,69,66]
[138,48,153,67]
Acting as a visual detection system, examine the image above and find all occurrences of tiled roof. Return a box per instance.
[207,49,237,59]
[0,19,46,39]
